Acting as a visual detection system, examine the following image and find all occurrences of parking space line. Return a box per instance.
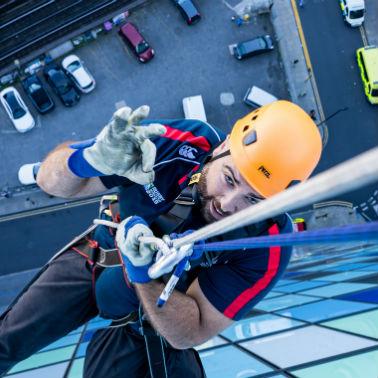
[228,44,236,56]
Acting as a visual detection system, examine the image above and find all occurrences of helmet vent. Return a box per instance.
[243,125,249,132]
[252,115,258,121]
[243,130,257,146]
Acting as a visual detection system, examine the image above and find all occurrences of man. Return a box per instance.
[0,101,322,377]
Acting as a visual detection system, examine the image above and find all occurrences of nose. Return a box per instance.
[219,192,239,214]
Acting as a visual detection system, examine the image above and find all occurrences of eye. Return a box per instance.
[246,195,259,205]
[224,174,234,187]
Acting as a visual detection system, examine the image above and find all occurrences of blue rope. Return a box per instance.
[192,222,378,253]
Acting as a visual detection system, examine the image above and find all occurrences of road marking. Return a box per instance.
[220,92,235,106]
[228,44,236,55]
[359,25,368,46]
[0,129,18,134]
[290,0,327,145]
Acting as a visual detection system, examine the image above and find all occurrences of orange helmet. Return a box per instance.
[229,100,322,198]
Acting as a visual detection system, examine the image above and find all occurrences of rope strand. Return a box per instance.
[193,222,378,252]
[173,147,378,249]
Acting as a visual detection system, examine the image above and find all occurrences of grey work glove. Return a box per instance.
[81,106,166,184]
[116,216,156,267]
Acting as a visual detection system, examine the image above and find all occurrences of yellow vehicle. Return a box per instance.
[356,45,378,104]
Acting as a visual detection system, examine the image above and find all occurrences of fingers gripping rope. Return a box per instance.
[93,219,195,307]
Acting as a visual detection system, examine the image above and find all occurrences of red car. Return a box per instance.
[119,22,155,63]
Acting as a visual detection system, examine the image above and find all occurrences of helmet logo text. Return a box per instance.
[258,165,271,178]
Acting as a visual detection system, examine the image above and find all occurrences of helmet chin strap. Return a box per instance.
[208,149,231,162]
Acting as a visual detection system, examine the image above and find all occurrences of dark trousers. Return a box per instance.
[84,325,205,378]
[0,250,205,377]
[0,250,98,375]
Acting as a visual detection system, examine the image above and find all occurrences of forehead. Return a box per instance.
[211,155,262,197]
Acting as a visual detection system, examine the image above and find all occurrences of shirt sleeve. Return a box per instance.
[99,175,133,190]
[100,118,225,189]
[197,218,294,321]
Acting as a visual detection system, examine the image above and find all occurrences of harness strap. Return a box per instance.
[151,185,200,236]
[72,241,122,267]
[138,311,168,378]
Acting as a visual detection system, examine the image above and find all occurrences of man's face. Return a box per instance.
[197,138,264,223]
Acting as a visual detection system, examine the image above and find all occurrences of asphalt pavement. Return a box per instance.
[296,0,378,206]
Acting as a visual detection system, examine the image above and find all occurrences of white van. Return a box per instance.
[182,95,207,122]
[339,0,365,27]
[243,86,278,108]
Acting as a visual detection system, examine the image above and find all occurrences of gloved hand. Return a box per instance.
[116,216,157,283]
[68,106,166,184]
[148,230,203,279]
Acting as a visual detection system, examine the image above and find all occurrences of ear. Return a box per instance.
[212,135,230,157]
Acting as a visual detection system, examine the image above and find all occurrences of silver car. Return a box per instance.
[0,86,35,133]
[61,54,96,93]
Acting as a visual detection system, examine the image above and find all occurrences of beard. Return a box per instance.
[196,163,220,223]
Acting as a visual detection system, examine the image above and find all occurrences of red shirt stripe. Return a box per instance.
[223,224,282,319]
[162,125,211,151]
[178,164,200,185]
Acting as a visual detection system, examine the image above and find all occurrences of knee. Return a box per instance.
[95,267,139,319]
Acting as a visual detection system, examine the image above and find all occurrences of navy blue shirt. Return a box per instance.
[100,119,293,321]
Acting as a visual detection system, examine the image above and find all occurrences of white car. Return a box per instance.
[61,54,96,93]
[0,86,35,132]
[18,162,41,185]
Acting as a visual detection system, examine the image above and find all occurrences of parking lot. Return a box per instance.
[0,0,288,191]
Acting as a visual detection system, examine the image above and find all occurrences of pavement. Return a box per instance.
[364,0,378,46]
[0,0,375,219]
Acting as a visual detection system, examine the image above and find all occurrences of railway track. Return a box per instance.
[0,0,134,70]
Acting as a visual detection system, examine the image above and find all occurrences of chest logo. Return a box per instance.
[179,145,198,159]
[143,183,165,205]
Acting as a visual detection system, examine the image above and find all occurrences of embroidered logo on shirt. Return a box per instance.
[144,183,165,205]
[179,145,198,159]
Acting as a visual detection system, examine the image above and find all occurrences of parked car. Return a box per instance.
[119,22,155,63]
[22,74,55,114]
[18,162,41,185]
[43,62,80,106]
[233,35,274,60]
[0,86,35,132]
[339,0,365,27]
[172,0,201,25]
[356,45,378,104]
[62,54,96,93]
[243,86,278,108]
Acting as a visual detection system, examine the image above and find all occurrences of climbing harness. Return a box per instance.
[138,305,169,378]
